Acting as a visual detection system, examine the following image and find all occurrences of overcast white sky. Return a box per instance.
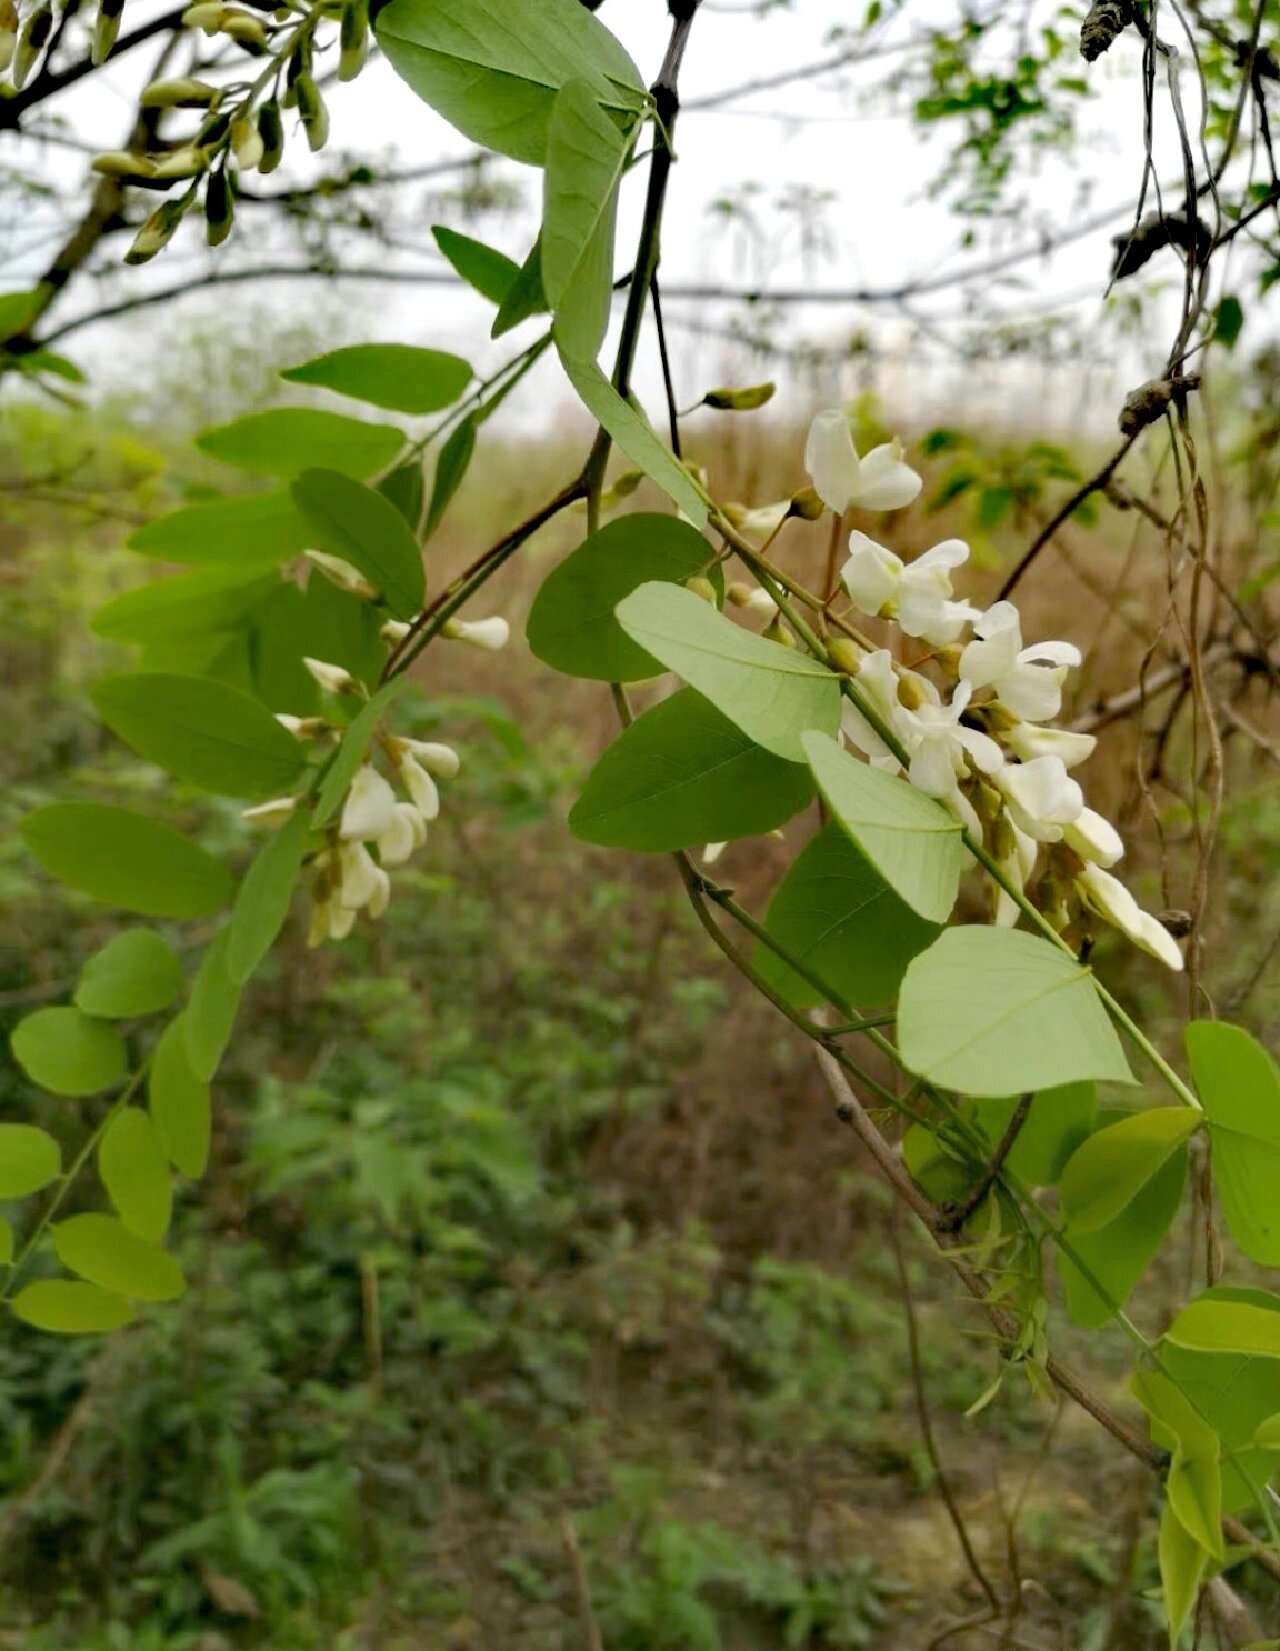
[5,0,1208,431]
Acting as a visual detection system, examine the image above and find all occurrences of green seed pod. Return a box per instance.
[90,0,123,64]
[140,76,219,108]
[704,381,776,412]
[295,72,328,151]
[12,4,52,90]
[256,98,284,172]
[229,108,264,170]
[338,0,367,79]
[204,167,233,246]
[125,195,190,265]
[91,149,159,181]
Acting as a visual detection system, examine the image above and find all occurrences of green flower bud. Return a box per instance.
[125,195,190,264]
[229,109,264,170]
[295,72,328,151]
[204,167,234,246]
[827,637,863,675]
[763,617,795,648]
[140,76,219,108]
[0,0,17,73]
[220,10,267,48]
[788,486,825,521]
[91,149,159,181]
[703,381,776,412]
[256,98,284,172]
[181,1,224,29]
[281,36,311,106]
[338,0,368,79]
[151,145,209,179]
[12,5,52,90]
[684,575,717,605]
[90,0,123,63]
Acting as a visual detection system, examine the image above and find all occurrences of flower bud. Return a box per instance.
[12,4,52,89]
[204,167,234,247]
[294,72,328,151]
[388,736,460,778]
[827,637,863,675]
[303,656,356,695]
[125,196,189,265]
[220,9,268,48]
[91,150,158,181]
[241,796,297,826]
[762,617,795,649]
[340,764,397,841]
[338,0,368,79]
[256,99,284,173]
[91,0,123,63]
[151,146,210,180]
[684,575,717,605]
[140,76,220,108]
[380,618,412,646]
[230,109,264,170]
[704,381,775,412]
[276,712,329,738]
[376,802,425,866]
[788,486,825,521]
[395,753,440,821]
[182,2,224,30]
[896,672,927,711]
[442,615,509,652]
[305,548,378,600]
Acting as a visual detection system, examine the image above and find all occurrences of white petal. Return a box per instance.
[337,841,383,909]
[954,725,1004,775]
[1133,911,1185,971]
[1020,639,1082,669]
[996,757,1083,842]
[327,902,357,941]
[851,440,923,511]
[366,865,391,920]
[960,606,1022,689]
[702,841,727,865]
[736,500,791,543]
[241,796,297,826]
[444,616,510,651]
[306,549,378,600]
[973,600,1023,643]
[398,753,441,821]
[1004,723,1096,768]
[303,657,355,696]
[1077,866,1183,970]
[996,662,1068,725]
[377,803,423,867]
[339,765,397,841]
[842,532,902,616]
[940,781,982,837]
[1063,807,1124,868]
[909,738,962,798]
[804,409,861,515]
[896,587,981,647]
[910,537,970,581]
[380,619,412,646]
[397,738,461,778]
[841,700,900,769]
[741,587,778,618]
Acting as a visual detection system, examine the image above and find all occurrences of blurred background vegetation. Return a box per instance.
[4,313,1280,1651]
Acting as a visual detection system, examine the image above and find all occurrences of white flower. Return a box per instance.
[994,820,1040,927]
[305,549,378,601]
[805,411,923,514]
[842,532,981,647]
[336,841,385,910]
[276,713,328,739]
[960,602,1080,723]
[303,657,356,696]
[995,756,1084,843]
[443,615,509,651]
[396,752,441,821]
[1063,807,1124,868]
[241,796,296,827]
[339,764,397,841]
[733,500,791,544]
[1076,864,1184,971]
[841,649,909,772]
[377,802,427,867]
[902,677,1003,835]
[381,619,412,646]
[740,587,778,619]
[389,736,461,779]
[1004,721,1096,769]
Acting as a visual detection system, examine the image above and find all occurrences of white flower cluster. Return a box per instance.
[800,409,1183,972]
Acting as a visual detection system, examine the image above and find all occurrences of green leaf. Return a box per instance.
[569,687,814,851]
[11,1281,135,1335]
[1214,294,1244,348]
[1059,1107,1200,1232]
[972,1082,1096,1187]
[757,822,939,1011]
[292,467,425,619]
[1254,1414,1280,1451]
[92,565,277,645]
[1132,1370,1223,1558]
[375,0,643,166]
[424,416,476,540]
[615,584,838,761]
[492,238,548,338]
[0,1125,62,1198]
[0,286,42,340]
[226,809,310,986]
[196,409,404,480]
[288,573,385,693]
[0,1219,13,1265]
[149,1015,211,1179]
[10,1008,127,1097]
[313,678,406,827]
[282,343,472,416]
[92,672,308,799]
[1158,1498,1207,1650]
[897,927,1133,1097]
[432,226,519,304]
[99,1107,172,1242]
[558,352,708,525]
[379,457,426,533]
[527,514,714,680]
[127,491,311,565]
[1161,1287,1280,1513]
[75,930,183,1020]
[800,731,965,923]
[1168,1294,1280,1359]
[21,803,232,919]
[52,1214,185,1303]
[543,79,631,359]
[184,929,241,1083]
[1186,1020,1280,1265]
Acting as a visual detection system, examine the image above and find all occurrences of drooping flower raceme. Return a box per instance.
[805,410,923,515]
